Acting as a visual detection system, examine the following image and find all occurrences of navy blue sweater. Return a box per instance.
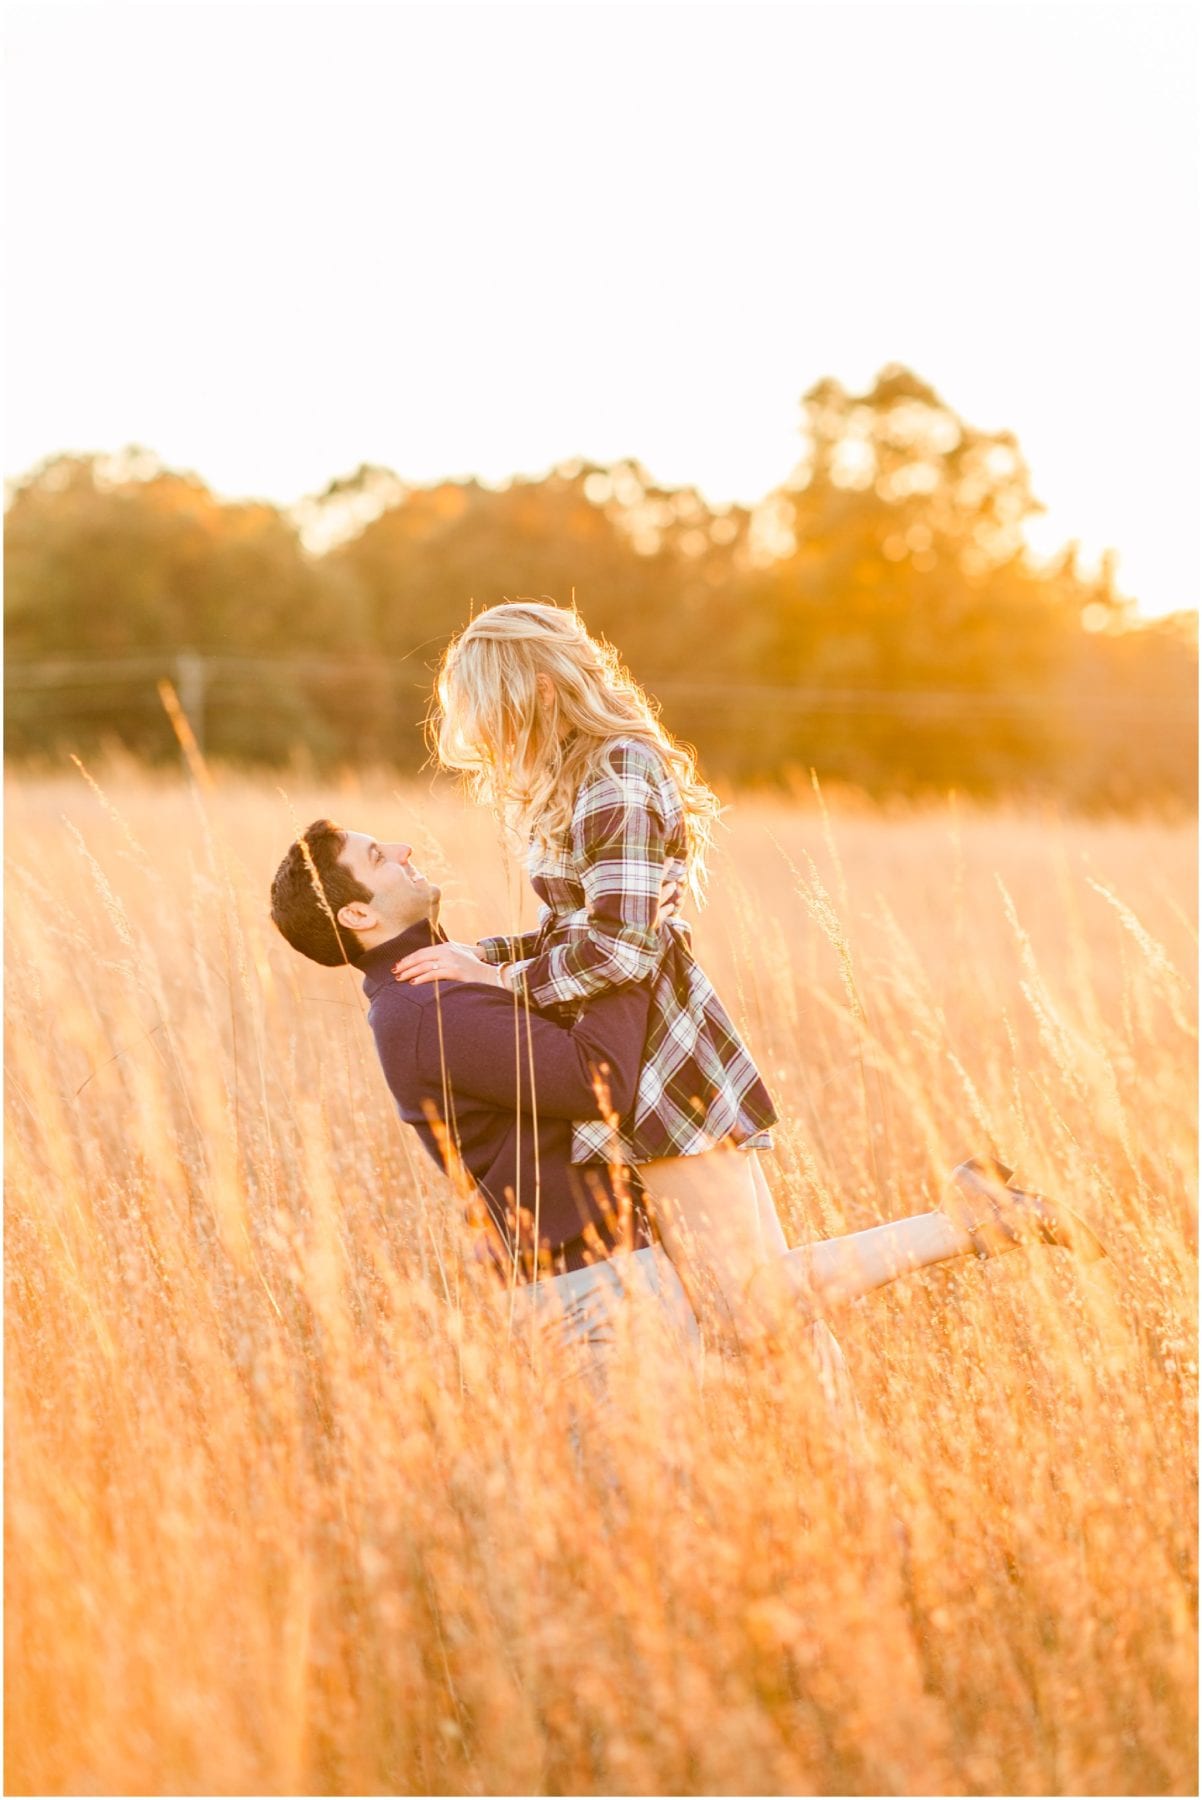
[357,922,654,1274]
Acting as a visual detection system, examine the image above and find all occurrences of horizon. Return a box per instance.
[6,430,1200,630]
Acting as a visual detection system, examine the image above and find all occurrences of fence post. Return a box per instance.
[175,651,208,753]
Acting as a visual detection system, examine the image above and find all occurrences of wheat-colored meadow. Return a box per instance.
[4,760,1198,1797]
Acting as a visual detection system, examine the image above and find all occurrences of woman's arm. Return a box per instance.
[476,928,545,966]
[394,864,685,992]
[515,742,673,1011]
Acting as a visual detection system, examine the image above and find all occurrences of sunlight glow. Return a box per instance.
[5,4,1198,618]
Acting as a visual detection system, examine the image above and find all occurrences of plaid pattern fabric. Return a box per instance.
[477,738,778,1165]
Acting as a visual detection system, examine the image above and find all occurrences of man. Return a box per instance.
[268,820,703,1383]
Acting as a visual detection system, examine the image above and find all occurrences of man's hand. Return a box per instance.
[393,942,504,988]
[654,872,683,929]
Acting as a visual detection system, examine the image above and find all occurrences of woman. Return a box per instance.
[394,601,1105,1343]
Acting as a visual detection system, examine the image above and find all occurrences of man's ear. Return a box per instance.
[337,899,375,934]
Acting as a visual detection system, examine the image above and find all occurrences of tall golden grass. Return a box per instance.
[5,760,1197,1796]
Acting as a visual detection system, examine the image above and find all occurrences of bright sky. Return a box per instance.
[5,2,1199,617]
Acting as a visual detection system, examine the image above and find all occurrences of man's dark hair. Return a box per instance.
[270,819,372,966]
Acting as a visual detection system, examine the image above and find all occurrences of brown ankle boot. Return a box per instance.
[943,1155,1109,1263]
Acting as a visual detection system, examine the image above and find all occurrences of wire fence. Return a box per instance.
[6,652,1197,755]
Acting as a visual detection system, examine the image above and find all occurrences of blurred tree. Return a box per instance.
[1056,609,1198,809]
[4,449,371,758]
[324,456,749,674]
[719,366,1142,791]
[5,448,362,659]
[4,372,1195,806]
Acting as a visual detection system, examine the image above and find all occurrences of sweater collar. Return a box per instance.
[355,918,446,991]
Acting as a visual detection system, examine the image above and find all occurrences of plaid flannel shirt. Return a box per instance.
[478,737,778,1165]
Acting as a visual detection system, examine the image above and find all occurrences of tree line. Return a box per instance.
[5,365,1196,806]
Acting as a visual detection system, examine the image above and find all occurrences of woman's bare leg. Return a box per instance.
[744,1152,975,1316]
[638,1149,789,1338]
[639,1148,978,1340]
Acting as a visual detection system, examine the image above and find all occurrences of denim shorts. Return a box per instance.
[509,1244,701,1394]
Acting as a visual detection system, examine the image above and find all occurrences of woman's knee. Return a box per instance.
[741,1251,823,1335]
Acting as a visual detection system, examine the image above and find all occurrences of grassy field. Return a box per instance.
[5,761,1197,1796]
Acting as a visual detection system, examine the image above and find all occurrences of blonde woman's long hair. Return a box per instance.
[431,600,721,899]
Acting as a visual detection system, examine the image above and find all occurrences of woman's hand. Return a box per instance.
[392,942,505,988]
[394,878,682,989]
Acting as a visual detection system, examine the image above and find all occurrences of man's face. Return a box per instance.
[337,830,440,941]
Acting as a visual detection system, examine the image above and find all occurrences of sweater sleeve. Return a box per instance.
[412,982,651,1120]
[517,743,669,1011]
